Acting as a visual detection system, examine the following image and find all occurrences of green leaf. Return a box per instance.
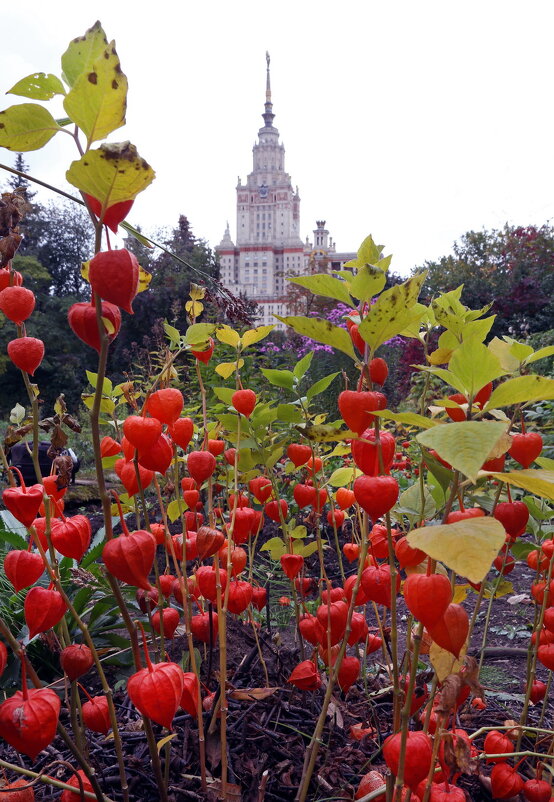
[407,517,506,583]
[288,274,355,308]
[510,541,537,560]
[8,73,66,100]
[0,103,62,152]
[275,315,357,361]
[290,525,307,539]
[261,368,295,390]
[241,325,275,347]
[0,512,28,550]
[417,420,508,482]
[536,457,554,470]
[86,370,112,395]
[421,452,454,492]
[484,375,554,411]
[489,470,554,501]
[166,499,183,523]
[394,483,436,520]
[373,410,439,429]
[185,322,215,345]
[276,404,304,424]
[66,142,155,206]
[357,272,427,351]
[526,345,554,365]
[61,21,109,87]
[306,372,339,401]
[348,264,387,302]
[328,466,359,487]
[398,302,429,339]
[260,537,286,560]
[120,220,155,248]
[447,338,506,398]
[523,496,553,521]
[488,337,523,372]
[344,234,385,269]
[213,387,235,404]
[163,321,181,345]
[298,541,320,558]
[293,352,313,380]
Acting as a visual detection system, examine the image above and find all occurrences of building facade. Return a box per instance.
[217,54,355,328]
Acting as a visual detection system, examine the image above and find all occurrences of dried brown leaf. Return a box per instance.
[0,232,22,266]
[229,687,278,702]
[440,730,472,775]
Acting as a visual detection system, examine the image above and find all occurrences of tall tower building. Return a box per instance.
[217,54,355,327]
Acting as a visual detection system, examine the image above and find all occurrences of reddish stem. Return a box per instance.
[8,465,27,491]
[137,621,154,672]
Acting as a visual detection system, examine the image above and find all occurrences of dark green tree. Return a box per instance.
[16,200,94,297]
[7,153,36,200]
[416,225,554,336]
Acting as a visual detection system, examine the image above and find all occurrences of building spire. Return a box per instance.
[262,51,275,128]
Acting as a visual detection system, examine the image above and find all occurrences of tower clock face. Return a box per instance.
[258,184,268,198]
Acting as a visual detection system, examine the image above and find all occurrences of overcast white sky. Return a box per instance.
[1,1,554,276]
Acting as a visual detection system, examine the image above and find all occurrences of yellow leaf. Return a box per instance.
[452,584,469,604]
[137,265,152,293]
[189,283,206,301]
[488,470,554,501]
[374,409,440,429]
[185,300,204,317]
[61,21,109,87]
[241,325,275,348]
[216,326,241,348]
[101,316,115,335]
[63,40,127,144]
[358,273,427,351]
[406,517,506,583]
[66,142,155,207]
[484,579,514,599]
[428,347,454,365]
[430,642,467,683]
[215,360,243,379]
[484,375,554,411]
[157,733,177,752]
[417,421,508,482]
[81,260,90,282]
[328,466,359,486]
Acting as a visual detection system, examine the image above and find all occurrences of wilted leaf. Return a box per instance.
[66,142,155,206]
[229,687,278,701]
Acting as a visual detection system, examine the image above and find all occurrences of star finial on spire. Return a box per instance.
[262,51,275,128]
